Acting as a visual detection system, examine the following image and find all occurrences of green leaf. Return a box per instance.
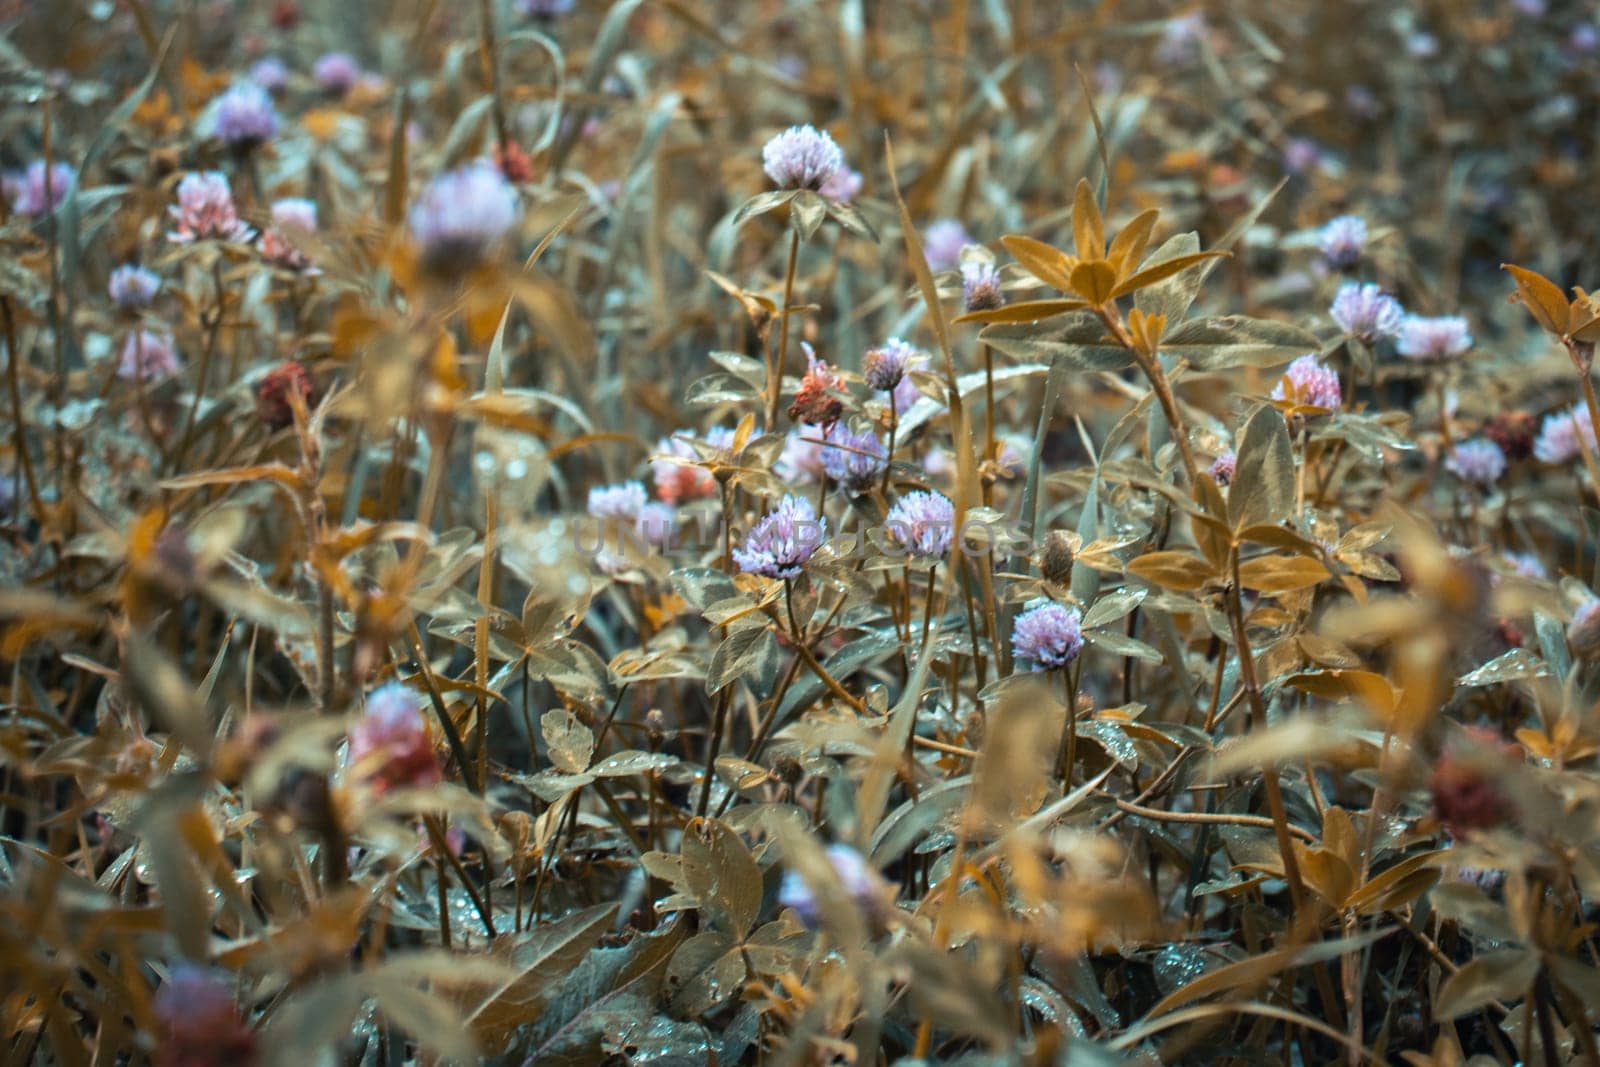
[1228,404,1294,531]
[731,189,797,229]
[1160,315,1321,370]
[466,904,618,1055]
[542,708,594,773]
[1082,586,1147,630]
[1435,949,1540,1019]
[706,624,774,695]
[790,190,826,240]
[980,311,1135,372]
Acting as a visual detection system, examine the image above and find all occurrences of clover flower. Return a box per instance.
[168,172,254,244]
[818,165,862,202]
[1396,315,1473,362]
[255,361,316,429]
[249,56,289,93]
[862,337,920,392]
[408,162,520,273]
[587,480,648,521]
[778,844,891,929]
[819,423,886,492]
[1208,450,1237,486]
[775,430,825,485]
[1330,282,1402,343]
[1317,215,1368,270]
[1445,439,1506,486]
[652,427,734,504]
[1431,729,1517,836]
[1011,598,1083,670]
[209,81,279,150]
[761,125,844,191]
[1283,137,1323,176]
[789,352,843,428]
[634,502,677,548]
[922,219,972,272]
[347,683,442,795]
[117,329,181,381]
[1503,552,1547,581]
[259,198,318,271]
[1483,410,1537,461]
[886,490,955,559]
[1039,530,1077,584]
[1271,354,1341,412]
[1570,599,1600,654]
[108,265,160,310]
[517,0,575,16]
[1533,402,1596,464]
[313,51,361,94]
[733,494,827,579]
[5,160,74,217]
[961,259,1004,312]
[154,965,257,1067]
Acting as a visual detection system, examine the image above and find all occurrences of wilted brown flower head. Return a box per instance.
[1431,728,1519,837]
[1483,409,1538,461]
[255,361,317,430]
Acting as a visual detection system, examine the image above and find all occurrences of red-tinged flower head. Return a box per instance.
[347,684,442,795]
[255,361,317,430]
[1431,728,1518,837]
[495,141,537,184]
[154,965,257,1067]
[789,351,844,428]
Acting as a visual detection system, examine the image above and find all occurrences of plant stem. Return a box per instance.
[768,228,801,430]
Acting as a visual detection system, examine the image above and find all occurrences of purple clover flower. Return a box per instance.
[117,329,181,381]
[5,160,75,217]
[1271,354,1341,412]
[775,430,825,485]
[249,57,289,93]
[108,265,160,310]
[168,172,254,244]
[962,259,1004,312]
[1396,315,1473,362]
[1317,215,1368,270]
[1534,402,1596,464]
[1446,439,1506,485]
[313,51,361,95]
[1209,450,1237,486]
[761,125,844,191]
[886,490,955,559]
[1011,598,1084,671]
[517,0,575,16]
[1330,282,1403,344]
[1569,599,1600,654]
[1156,11,1206,65]
[634,502,677,548]
[862,337,920,392]
[778,844,888,929]
[587,480,648,520]
[1283,137,1323,176]
[818,165,862,202]
[922,218,971,272]
[408,162,520,273]
[733,495,827,579]
[210,81,279,150]
[820,423,887,492]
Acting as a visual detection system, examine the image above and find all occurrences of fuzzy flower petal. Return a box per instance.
[733,495,827,579]
[1012,598,1084,670]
